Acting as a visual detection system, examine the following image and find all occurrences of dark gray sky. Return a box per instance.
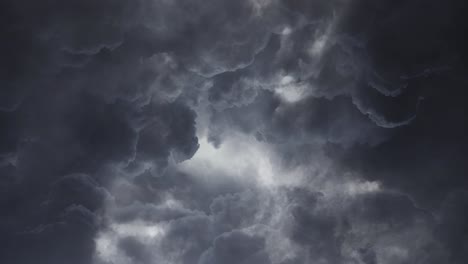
[1,1,468,264]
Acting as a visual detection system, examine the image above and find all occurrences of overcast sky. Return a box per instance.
[1,1,468,264]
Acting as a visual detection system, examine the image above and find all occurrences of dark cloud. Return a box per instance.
[118,237,152,264]
[0,175,103,264]
[199,230,270,264]
[435,191,468,264]
[1,1,200,263]
[2,0,468,263]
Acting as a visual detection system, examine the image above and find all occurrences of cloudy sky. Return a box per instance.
[1,0,468,263]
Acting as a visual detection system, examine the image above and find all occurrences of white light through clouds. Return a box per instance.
[178,133,278,188]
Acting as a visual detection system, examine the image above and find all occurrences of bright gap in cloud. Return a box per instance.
[95,221,166,264]
[274,75,309,103]
[178,133,279,188]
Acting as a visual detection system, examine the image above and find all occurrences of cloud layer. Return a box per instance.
[1,0,468,264]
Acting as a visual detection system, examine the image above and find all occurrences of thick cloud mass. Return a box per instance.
[1,0,468,264]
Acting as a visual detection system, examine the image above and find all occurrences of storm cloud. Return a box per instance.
[1,0,468,264]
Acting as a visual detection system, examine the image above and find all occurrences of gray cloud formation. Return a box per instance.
[1,0,468,264]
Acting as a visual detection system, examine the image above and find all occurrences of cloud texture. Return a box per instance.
[1,0,468,263]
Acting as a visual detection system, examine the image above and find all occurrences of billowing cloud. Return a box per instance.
[1,0,468,264]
